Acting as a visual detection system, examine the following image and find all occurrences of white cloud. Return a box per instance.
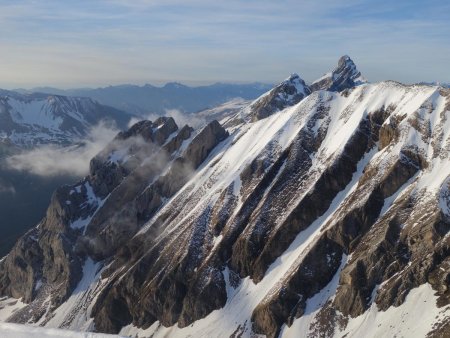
[6,122,119,177]
[164,109,205,129]
[0,182,16,195]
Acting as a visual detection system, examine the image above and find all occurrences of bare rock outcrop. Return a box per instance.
[311,55,366,92]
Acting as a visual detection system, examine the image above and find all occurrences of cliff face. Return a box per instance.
[310,55,367,92]
[0,58,450,338]
[0,115,228,326]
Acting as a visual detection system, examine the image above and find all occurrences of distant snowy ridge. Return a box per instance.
[418,81,450,88]
[13,82,274,116]
[0,90,132,147]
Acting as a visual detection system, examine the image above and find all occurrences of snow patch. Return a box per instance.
[45,258,103,331]
[337,283,449,338]
[0,322,120,337]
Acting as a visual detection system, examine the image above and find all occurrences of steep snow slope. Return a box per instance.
[0,58,449,338]
[0,322,120,338]
[115,81,450,337]
[281,282,450,338]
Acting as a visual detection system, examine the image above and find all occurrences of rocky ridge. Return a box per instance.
[0,56,449,338]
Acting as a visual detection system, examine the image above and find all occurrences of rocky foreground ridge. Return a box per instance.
[0,56,449,338]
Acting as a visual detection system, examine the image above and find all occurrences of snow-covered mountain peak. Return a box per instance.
[244,72,311,122]
[282,73,300,83]
[229,56,368,126]
[281,73,309,95]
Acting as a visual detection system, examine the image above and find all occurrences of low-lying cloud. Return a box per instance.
[6,122,119,177]
[7,112,205,177]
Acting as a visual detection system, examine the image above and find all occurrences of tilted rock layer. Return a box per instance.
[0,57,449,338]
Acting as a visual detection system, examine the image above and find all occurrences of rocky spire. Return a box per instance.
[311,55,367,92]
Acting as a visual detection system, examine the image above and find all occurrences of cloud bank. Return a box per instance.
[6,122,119,177]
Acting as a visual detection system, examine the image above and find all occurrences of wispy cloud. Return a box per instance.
[0,0,449,88]
[6,122,119,177]
[0,182,16,195]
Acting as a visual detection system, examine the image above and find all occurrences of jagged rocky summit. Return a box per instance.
[0,56,449,338]
[310,55,367,92]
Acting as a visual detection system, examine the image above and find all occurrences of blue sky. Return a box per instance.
[1,0,449,88]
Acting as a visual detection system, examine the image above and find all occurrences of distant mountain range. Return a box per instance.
[14,82,273,116]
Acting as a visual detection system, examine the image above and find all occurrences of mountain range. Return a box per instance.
[14,82,273,116]
[0,56,449,338]
[0,90,132,147]
[0,82,267,259]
